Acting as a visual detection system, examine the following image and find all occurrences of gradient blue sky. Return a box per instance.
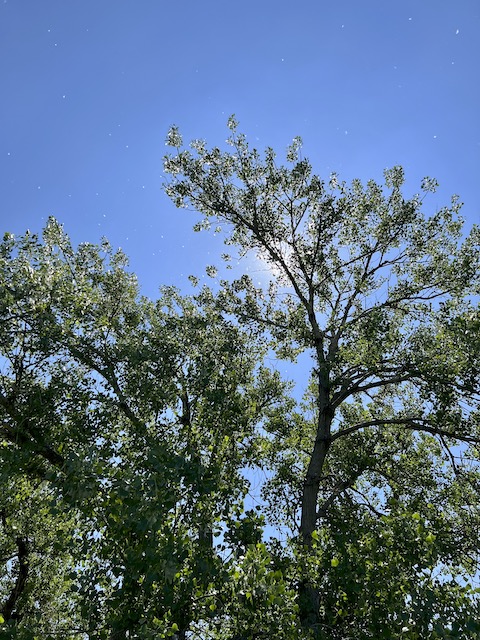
[1,0,478,297]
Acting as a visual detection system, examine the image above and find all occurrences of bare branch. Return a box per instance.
[317,476,357,520]
[331,371,414,409]
[350,486,386,519]
[331,417,480,445]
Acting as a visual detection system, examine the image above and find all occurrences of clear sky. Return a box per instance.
[1,0,478,297]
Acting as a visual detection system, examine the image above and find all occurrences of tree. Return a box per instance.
[163,117,480,638]
[0,120,479,638]
[0,221,289,638]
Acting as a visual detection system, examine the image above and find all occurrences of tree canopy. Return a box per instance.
[1,120,479,638]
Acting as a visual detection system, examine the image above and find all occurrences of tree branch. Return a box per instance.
[0,391,64,468]
[331,417,480,445]
[317,476,357,519]
[331,371,414,409]
[1,536,29,622]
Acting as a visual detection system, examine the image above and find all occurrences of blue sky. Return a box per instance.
[1,0,478,297]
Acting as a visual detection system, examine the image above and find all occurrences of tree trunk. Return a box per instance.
[1,537,29,622]
[300,434,330,543]
[298,398,333,634]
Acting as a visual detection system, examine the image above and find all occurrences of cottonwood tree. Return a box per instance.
[164,117,480,638]
[1,124,479,638]
[0,221,289,638]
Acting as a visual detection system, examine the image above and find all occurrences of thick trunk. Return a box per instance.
[300,307,332,545]
[298,397,333,634]
[300,392,332,542]
[300,435,330,543]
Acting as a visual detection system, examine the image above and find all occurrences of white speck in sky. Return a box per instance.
[456,29,459,35]
[37,186,41,190]
[408,17,412,21]
[125,145,129,149]
[281,58,284,62]
[344,130,348,135]
[7,152,10,156]
[62,95,66,99]
[433,135,437,139]
[341,24,344,28]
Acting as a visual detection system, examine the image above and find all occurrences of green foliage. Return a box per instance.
[0,122,479,637]
[163,120,480,638]
[0,220,288,637]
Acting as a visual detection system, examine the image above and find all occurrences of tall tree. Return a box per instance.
[164,117,480,638]
[0,221,287,638]
[1,122,479,637]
